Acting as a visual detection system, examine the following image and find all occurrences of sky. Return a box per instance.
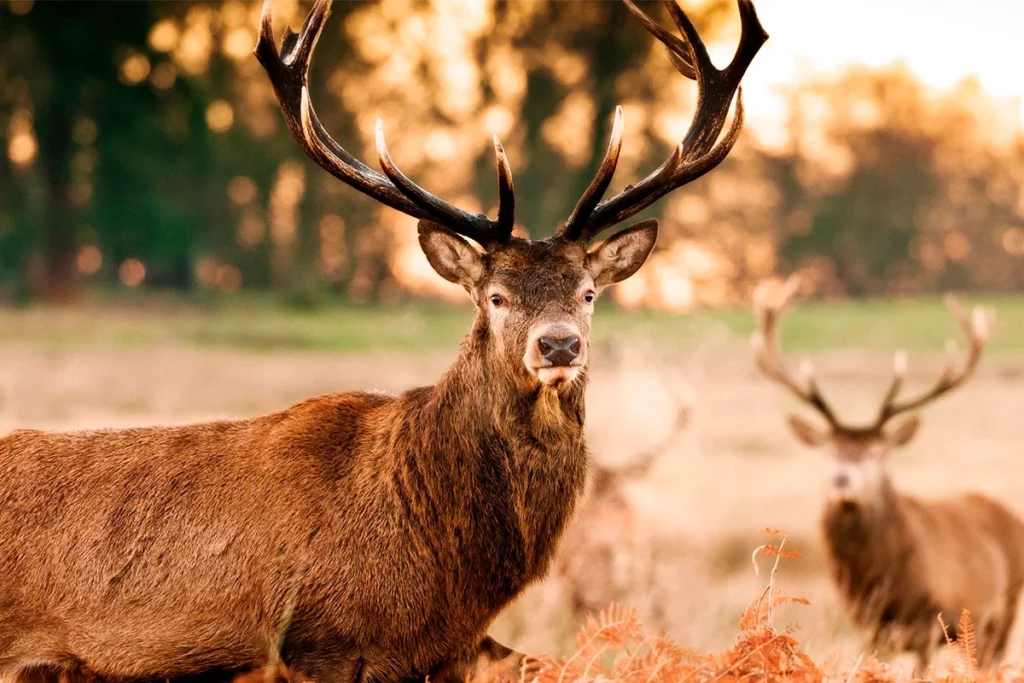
[719,0,1024,146]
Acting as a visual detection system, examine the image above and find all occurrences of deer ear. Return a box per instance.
[586,219,658,288]
[787,415,829,447]
[418,220,484,289]
[885,415,920,447]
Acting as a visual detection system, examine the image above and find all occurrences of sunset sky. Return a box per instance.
[721,0,1024,146]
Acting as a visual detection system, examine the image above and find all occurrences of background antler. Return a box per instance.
[254,0,514,248]
[558,0,768,243]
[619,361,692,480]
[751,275,841,428]
[873,297,996,426]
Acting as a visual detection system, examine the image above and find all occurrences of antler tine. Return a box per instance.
[567,0,766,240]
[493,135,515,239]
[612,350,693,481]
[876,350,909,416]
[256,0,511,248]
[620,1,696,80]
[559,107,624,242]
[373,121,505,248]
[874,297,995,425]
[751,276,841,428]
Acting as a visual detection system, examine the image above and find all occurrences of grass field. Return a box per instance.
[1,292,1023,679]
[3,291,1024,354]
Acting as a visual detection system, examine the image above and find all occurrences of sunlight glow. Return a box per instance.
[735,0,1024,146]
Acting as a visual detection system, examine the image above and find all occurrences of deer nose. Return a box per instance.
[538,336,580,367]
[833,473,850,489]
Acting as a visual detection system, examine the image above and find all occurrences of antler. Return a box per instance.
[873,297,995,427]
[254,0,514,248]
[558,0,768,243]
[751,275,841,429]
[617,375,691,480]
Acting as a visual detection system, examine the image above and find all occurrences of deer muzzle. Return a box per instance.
[526,324,586,387]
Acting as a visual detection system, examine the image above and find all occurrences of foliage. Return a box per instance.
[2,2,1023,305]
[478,531,1024,683]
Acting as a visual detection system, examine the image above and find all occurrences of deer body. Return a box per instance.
[752,275,1024,669]
[549,363,691,628]
[0,342,587,681]
[823,485,1024,665]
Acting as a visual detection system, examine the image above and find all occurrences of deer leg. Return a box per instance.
[910,622,943,678]
[982,606,1017,668]
[427,636,536,683]
[987,621,1013,666]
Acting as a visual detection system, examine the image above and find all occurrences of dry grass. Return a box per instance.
[481,532,1024,683]
[247,532,1024,682]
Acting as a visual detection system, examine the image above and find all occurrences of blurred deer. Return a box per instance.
[752,276,1024,671]
[551,347,693,629]
[0,1,765,682]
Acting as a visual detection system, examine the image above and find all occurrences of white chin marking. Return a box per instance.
[536,366,579,386]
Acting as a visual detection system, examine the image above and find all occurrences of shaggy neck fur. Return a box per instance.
[821,478,919,624]
[393,316,589,615]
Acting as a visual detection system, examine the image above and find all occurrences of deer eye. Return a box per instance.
[583,290,596,304]
[489,294,505,307]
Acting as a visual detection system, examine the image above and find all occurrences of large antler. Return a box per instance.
[254,0,514,248]
[872,297,995,427]
[751,275,841,429]
[558,0,768,243]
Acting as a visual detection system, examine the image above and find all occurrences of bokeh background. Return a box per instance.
[2,0,1024,674]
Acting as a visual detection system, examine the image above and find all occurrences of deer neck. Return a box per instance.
[420,328,589,583]
[437,327,588,445]
[822,478,912,603]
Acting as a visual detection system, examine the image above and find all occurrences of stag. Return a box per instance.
[751,276,1024,670]
[0,1,766,682]
[549,352,692,630]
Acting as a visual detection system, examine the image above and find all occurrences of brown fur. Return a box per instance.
[0,233,657,683]
[822,457,1024,669]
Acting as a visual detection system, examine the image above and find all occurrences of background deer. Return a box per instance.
[548,345,693,630]
[751,275,1024,670]
[0,1,765,682]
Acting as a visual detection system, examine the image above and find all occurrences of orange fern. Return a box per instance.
[464,529,1024,683]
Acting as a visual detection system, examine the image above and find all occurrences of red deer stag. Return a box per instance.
[752,276,1024,671]
[0,1,766,682]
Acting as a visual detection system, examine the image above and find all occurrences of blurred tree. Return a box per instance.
[2,1,1020,306]
[0,1,235,299]
[1,2,153,299]
[0,0,737,303]
[773,66,1024,297]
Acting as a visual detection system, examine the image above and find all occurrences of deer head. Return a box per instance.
[751,276,995,508]
[255,0,767,391]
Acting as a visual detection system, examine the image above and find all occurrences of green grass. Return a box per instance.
[1,291,1023,354]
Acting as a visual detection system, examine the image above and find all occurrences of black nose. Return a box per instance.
[538,336,580,367]
[833,473,850,489]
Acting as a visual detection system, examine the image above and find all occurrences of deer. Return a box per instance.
[549,350,692,631]
[751,275,1024,671]
[0,1,766,682]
